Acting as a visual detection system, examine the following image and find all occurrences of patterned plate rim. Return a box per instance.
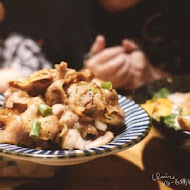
[0,94,151,159]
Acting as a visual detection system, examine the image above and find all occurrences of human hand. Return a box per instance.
[84,35,169,89]
[0,68,21,93]
[119,50,169,89]
[84,35,134,88]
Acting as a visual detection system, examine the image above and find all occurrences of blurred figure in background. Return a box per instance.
[2,0,190,90]
[0,0,51,93]
[0,0,20,93]
[52,0,190,89]
[83,0,190,89]
[0,1,56,177]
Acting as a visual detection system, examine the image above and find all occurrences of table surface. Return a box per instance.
[0,125,190,190]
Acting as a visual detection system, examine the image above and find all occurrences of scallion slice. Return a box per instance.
[101,81,112,90]
[29,121,41,138]
[38,103,52,117]
[151,88,171,101]
[90,86,97,94]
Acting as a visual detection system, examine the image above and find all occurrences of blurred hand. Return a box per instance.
[119,50,169,89]
[88,35,106,55]
[0,68,21,93]
[84,35,169,89]
[84,35,128,88]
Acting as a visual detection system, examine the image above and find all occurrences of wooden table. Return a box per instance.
[0,125,189,190]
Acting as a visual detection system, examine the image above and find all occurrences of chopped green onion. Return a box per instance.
[29,121,41,138]
[160,115,180,129]
[101,81,112,90]
[38,103,52,117]
[151,88,171,101]
[90,86,97,94]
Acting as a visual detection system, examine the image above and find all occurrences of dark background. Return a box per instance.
[1,0,190,71]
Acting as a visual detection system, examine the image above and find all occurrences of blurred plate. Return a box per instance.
[132,76,190,159]
[0,94,150,166]
[133,76,190,171]
[132,76,190,135]
[133,76,190,104]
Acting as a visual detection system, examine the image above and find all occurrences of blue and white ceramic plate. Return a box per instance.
[0,94,150,166]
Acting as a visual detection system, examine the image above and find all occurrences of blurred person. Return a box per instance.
[83,0,189,89]
[48,0,189,90]
[0,0,51,93]
[0,1,57,178]
[3,0,190,90]
[84,34,168,89]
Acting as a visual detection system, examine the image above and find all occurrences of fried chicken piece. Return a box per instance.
[74,122,99,138]
[55,61,75,80]
[66,81,106,120]
[45,68,96,108]
[3,88,30,112]
[7,62,70,97]
[98,88,125,126]
[8,68,55,96]
[0,108,34,147]
[0,97,60,148]
[63,69,95,86]
[21,97,60,141]
[61,128,114,150]
[52,104,79,128]
[45,80,67,106]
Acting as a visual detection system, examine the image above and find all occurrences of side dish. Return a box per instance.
[141,88,190,132]
[0,62,125,150]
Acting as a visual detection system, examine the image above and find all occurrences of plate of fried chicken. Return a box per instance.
[0,62,150,166]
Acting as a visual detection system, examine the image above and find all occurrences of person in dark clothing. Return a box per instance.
[84,0,170,89]
[47,0,190,89]
[2,0,190,89]
[83,0,190,89]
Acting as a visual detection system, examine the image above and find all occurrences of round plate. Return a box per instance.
[132,76,190,136]
[0,94,151,166]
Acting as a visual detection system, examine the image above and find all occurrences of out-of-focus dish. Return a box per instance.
[0,94,150,166]
[141,87,190,133]
[132,76,190,170]
[133,76,190,134]
[0,62,125,150]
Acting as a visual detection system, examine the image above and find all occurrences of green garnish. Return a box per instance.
[171,104,183,115]
[101,81,112,90]
[160,115,180,129]
[38,103,52,117]
[29,121,41,138]
[90,86,97,94]
[151,88,171,101]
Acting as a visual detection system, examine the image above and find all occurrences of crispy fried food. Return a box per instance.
[4,88,30,112]
[8,68,55,96]
[8,62,69,96]
[61,128,114,150]
[0,62,125,150]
